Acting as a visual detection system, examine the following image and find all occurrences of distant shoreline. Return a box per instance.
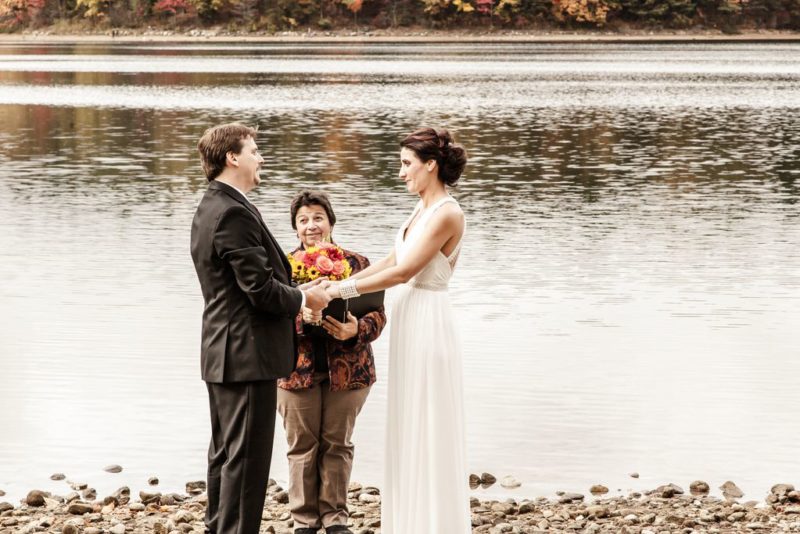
[1,28,799,44]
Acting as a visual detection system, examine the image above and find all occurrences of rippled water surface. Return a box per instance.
[0,41,799,504]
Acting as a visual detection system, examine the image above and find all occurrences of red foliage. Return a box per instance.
[152,0,191,15]
[0,0,45,27]
[475,0,493,14]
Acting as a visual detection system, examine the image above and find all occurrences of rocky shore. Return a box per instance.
[2,475,800,534]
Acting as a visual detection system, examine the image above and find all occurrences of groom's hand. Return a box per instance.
[303,281,332,312]
[299,278,326,290]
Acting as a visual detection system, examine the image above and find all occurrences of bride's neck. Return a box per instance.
[418,184,448,209]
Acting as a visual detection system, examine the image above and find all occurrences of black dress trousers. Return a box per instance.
[205,380,277,534]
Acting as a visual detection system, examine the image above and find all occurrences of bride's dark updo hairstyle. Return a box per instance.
[400,127,467,187]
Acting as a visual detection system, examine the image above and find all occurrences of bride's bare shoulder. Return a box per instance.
[433,201,465,230]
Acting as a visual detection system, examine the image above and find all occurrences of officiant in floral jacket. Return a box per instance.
[277,190,386,534]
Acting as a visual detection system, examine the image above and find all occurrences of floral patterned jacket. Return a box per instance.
[278,247,386,392]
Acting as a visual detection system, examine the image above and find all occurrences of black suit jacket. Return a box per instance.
[190,180,303,383]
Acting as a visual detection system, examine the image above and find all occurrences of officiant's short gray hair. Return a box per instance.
[290,190,337,230]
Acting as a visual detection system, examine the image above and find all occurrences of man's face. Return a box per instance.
[231,136,264,192]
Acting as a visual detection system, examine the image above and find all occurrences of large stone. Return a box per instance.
[590,485,609,495]
[273,491,289,504]
[173,510,195,524]
[0,490,4,496]
[558,492,584,504]
[500,476,522,489]
[25,490,46,507]
[50,473,66,481]
[109,523,126,534]
[148,477,160,486]
[185,481,206,495]
[0,502,11,513]
[771,484,795,496]
[480,473,497,487]
[111,488,129,506]
[140,491,162,504]
[518,501,535,514]
[720,481,744,499]
[654,483,684,498]
[469,474,481,489]
[586,505,609,519]
[67,502,93,515]
[82,488,97,501]
[104,464,123,474]
[491,501,516,515]
[690,481,710,495]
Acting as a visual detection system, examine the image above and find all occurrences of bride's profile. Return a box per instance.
[326,127,470,532]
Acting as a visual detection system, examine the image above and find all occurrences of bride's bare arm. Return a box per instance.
[332,204,464,297]
[350,250,396,280]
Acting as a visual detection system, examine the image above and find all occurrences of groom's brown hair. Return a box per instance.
[197,123,258,181]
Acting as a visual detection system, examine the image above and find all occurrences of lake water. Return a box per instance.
[0,41,798,505]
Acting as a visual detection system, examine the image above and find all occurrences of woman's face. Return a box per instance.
[399,147,436,195]
[295,204,332,247]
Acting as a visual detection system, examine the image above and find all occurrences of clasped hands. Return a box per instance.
[298,279,356,340]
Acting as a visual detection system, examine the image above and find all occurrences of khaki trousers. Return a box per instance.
[277,372,370,529]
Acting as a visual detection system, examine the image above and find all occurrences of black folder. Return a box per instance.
[309,290,385,338]
[324,290,385,323]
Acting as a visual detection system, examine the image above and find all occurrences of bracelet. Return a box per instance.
[339,279,361,300]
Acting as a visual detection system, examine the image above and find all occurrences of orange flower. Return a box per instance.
[331,260,346,276]
[316,255,334,273]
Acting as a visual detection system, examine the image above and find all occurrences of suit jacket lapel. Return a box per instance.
[209,181,292,279]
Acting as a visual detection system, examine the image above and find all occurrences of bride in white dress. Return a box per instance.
[326,127,470,533]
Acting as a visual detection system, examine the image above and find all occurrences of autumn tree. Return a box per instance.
[552,0,615,25]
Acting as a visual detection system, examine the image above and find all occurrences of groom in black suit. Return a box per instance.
[190,123,331,534]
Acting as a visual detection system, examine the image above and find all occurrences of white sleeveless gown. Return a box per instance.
[381,196,471,534]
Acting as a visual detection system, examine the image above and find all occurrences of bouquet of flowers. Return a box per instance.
[287,241,352,284]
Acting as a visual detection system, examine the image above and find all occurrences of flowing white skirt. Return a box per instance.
[381,284,471,534]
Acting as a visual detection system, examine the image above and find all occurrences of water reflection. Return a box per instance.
[0,43,799,503]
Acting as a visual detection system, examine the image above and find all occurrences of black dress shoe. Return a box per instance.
[325,526,354,534]
[294,529,319,534]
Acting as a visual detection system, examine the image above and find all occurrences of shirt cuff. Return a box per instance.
[299,289,306,311]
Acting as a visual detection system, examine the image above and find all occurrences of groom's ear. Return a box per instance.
[226,151,239,167]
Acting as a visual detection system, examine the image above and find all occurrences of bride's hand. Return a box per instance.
[325,283,341,300]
